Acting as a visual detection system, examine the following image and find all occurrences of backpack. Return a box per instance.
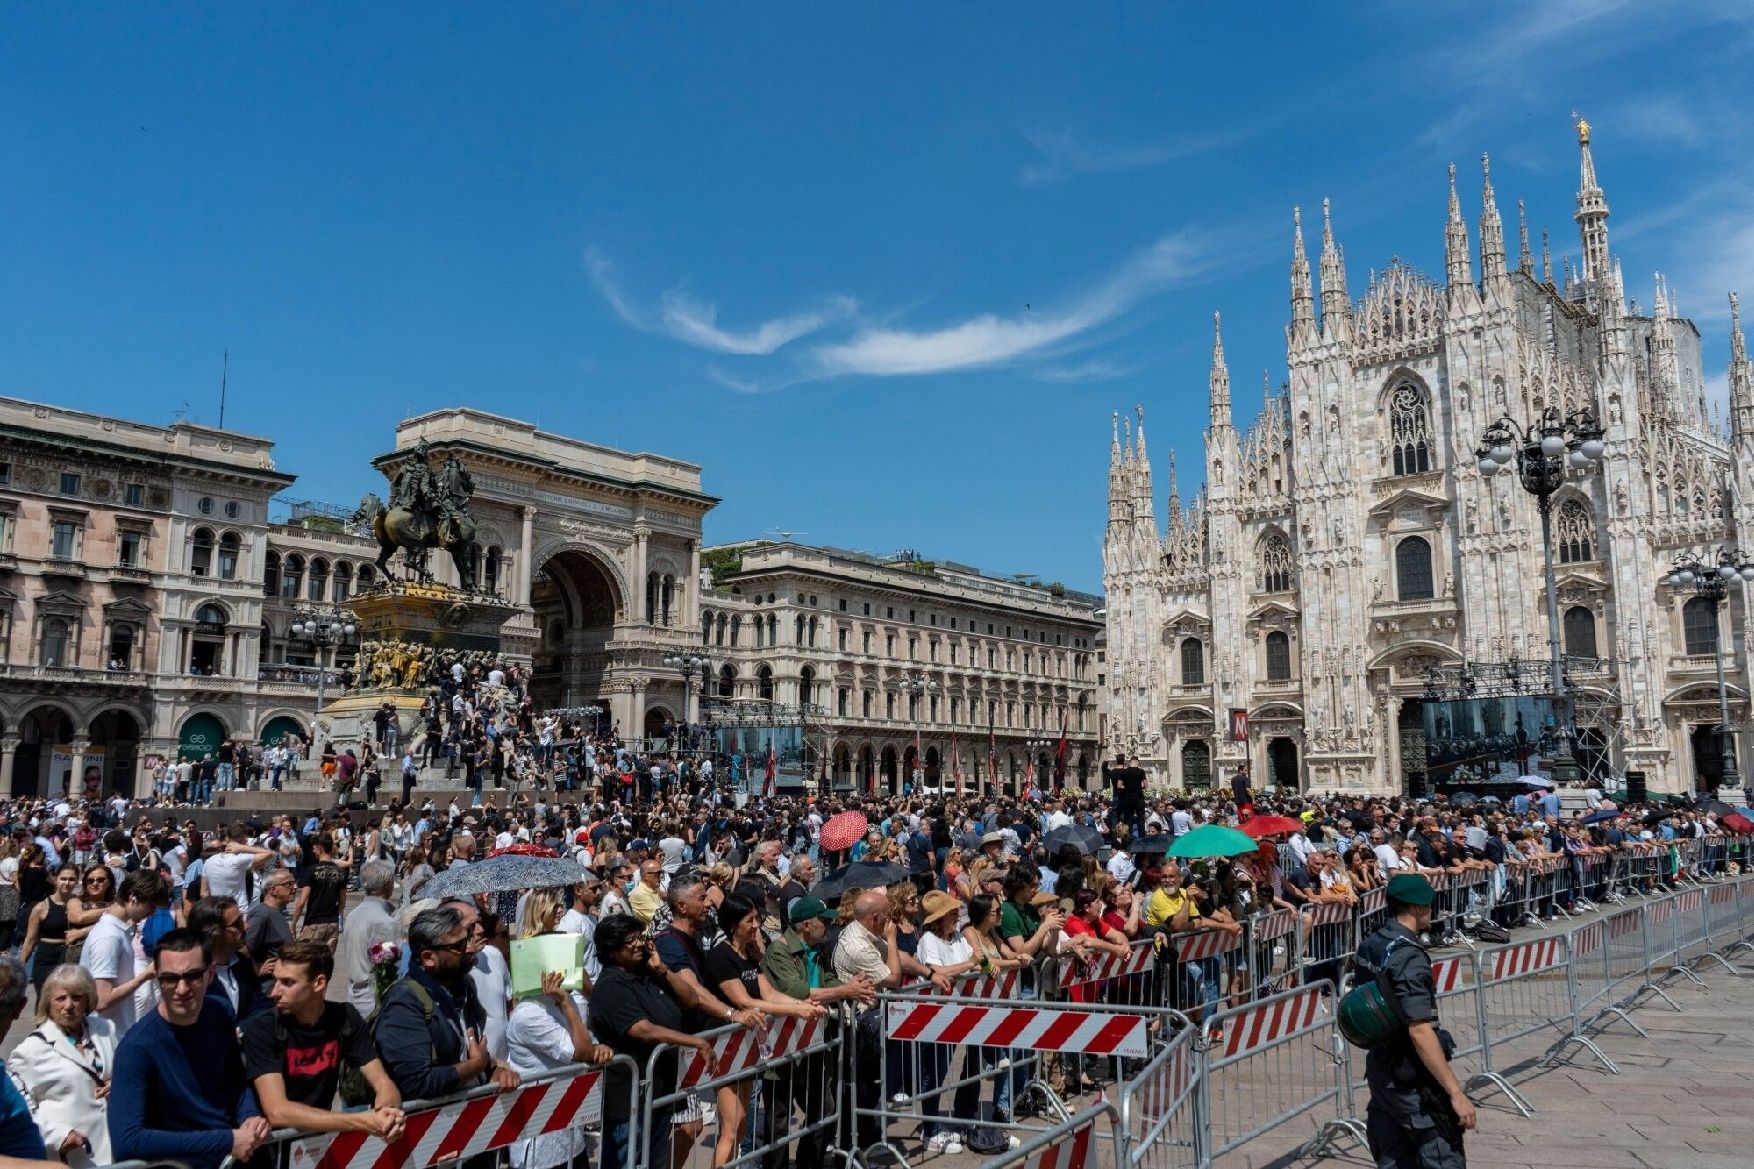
[340,978,434,1106]
[1338,937,1411,1050]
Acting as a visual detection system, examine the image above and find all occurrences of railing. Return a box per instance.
[258,664,343,685]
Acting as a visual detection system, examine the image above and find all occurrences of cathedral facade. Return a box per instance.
[1103,125,1754,796]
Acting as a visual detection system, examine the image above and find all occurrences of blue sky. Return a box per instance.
[4,3,1752,592]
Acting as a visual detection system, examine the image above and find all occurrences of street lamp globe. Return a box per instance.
[1579,436,1606,460]
[1477,456,1500,475]
[1540,431,1567,457]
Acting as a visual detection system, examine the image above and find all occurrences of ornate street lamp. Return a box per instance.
[1664,548,1754,792]
[289,606,357,718]
[889,671,939,790]
[663,653,709,750]
[1475,405,1606,785]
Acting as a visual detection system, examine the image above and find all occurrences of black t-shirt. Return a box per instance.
[654,926,712,1033]
[299,861,348,925]
[588,966,685,1123]
[242,1002,374,1107]
[1111,766,1146,800]
[704,941,761,1004]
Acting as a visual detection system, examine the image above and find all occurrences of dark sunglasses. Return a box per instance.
[157,967,210,988]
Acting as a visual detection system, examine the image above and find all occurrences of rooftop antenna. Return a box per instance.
[218,349,229,429]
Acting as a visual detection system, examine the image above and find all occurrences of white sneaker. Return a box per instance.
[943,1136,964,1155]
[1006,1136,1022,1150]
[892,1091,911,1106]
[926,1134,952,1155]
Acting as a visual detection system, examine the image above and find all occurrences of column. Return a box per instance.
[686,539,702,630]
[519,506,536,607]
[632,527,650,625]
[631,682,648,743]
[68,737,90,801]
[0,737,16,797]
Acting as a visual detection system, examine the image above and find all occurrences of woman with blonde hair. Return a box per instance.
[517,888,566,940]
[7,963,117,1166]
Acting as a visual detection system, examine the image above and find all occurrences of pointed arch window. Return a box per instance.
[1389,384,1433,475]
[1683,596,1719,656]
[1259,533,1292,593]
[1180,637,1205,686]
[1395,536,1434,601]
[1563,605,1598,658]
[1556,500,1595,563]
[717,664,736,697]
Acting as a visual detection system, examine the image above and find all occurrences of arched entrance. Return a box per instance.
[12,706,74,798]
[834,744,852,790]
[644,705,673,746]
[1267,737,1299,791]
[924,746,941,786]
[87,709,143,799]
[1398,699,1428,795]
[1181,740,1211,789]
[880,745,898,792]
[858,744,875,793]
[1691,724,1730,792]
[259,715,307,748]
[179,712,228,762]
[531,550,622,708]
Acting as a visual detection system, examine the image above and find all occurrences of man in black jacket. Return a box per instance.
[375,905,519,1101]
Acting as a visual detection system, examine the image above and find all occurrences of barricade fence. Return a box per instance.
[217,873,1754,1169]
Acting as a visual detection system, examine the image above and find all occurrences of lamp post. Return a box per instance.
[890,670,938,792]
[1475,405,1606,786]
[1026,736,1056,795]
[663,652,709,752]
[1663,548,1754,793]
[289,606,357,720]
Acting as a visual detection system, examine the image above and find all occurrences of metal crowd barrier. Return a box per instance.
[1114,1024,1201,1169]
[972,1099,1119,1169]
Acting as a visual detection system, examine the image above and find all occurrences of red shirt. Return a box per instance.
[1063,915,1100,1002]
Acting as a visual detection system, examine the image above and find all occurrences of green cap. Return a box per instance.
[788,896,837,924]
[1385,873,1436,906]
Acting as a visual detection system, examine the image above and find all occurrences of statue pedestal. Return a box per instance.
[325,581,522,745]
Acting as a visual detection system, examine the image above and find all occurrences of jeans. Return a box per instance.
[919,1044,981,1138]
[217,763,234,790]
[601,1121,632,1169]
[270,765,286,791]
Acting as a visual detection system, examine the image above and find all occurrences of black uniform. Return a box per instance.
[1353,921,1466,1169]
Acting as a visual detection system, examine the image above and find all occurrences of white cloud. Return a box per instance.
[1018,128,1229,186]
[585,248,855,355]
[808,233,1205,378]
[1618,95,1706,148]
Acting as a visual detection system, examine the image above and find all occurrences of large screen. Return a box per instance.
[1421,694,1563,783]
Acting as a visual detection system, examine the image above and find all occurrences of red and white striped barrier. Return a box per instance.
[678,1016,822,1090]
[1607,908,1641,941]
[1707,883,1737,907]
[1431,955,1468,994]
[1484,936,1563,981]
[284,1069,601,1169]
[1572,922,1603,960]
[1061,941,1153,989]
[885,1001,1149,1057]
[1300,902,1353,927]
[1208,984,1324,1061]
[1357,887,1387,918]
[927,969,1022,998]
[1014,1105,1111,1169]
[1172,926,1243,961]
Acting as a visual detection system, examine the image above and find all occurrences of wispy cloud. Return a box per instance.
[585,248,855,354]
[1018,128,1227,186]
[1618,94,1706,148]
[807,232,1207,378]
[1034,359,1135,384]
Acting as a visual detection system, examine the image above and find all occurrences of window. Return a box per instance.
[838,627,849,652]
[1683,596,1719,656]
[59,472,81,496]
[1395,536,1434,601]
[862,630,872,654]
[1563,606,1597,658]
[1389,384,1433,475]
[195,603,227,628]
[1260,533,1292,593]
[224,501,240,519]
[51,521,77,560]
[1266,631,1292,680]
[1181,638,1205,685]
[718,665,736,697]
[838,688,849,716]
[264,551,280,597]
[730,615,741,646]
[0,464,9,485]
[41,617,72,667]
[281,554,304,599]
[333,561,352,601]
[839,599,848,611]
[308,558,329,601]
[1556,500,1594,564]
[108,625,135,670]
[864,691,874,717]
[758,666,774,701]
[886,692,897,719]
[485,548,501,595]
[118,529,144,568]
[124,483,145,506]
[190,527,214,576]
[218,532,239,580]
[197,496,214,515]
[357,564,374,589]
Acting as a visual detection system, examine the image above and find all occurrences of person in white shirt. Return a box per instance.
[557,879,606,989]
[506,971,611,1169]
[1105,847,1137,887]
[200,827,275,905]
[1372,831,1405,880]
[1170,805,1194,837]
[80,869,165,1036]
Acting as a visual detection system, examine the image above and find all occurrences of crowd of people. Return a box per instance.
[0,733,1744,1169]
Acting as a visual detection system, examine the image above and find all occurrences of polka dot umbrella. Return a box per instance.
[819,810,870,854]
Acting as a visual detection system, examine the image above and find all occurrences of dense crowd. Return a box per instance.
[0,740,1744,1169]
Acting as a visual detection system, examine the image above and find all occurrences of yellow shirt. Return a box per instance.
[629,881,664,924]
[1144,887,1201,930]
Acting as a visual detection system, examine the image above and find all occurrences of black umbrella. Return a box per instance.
[1042,823,1106,856]
[1697,798,1737,817]
[1127,834,1173,857]
[813,861,910,902]
[1582,809,1621,826]
[1450,792,1478,806]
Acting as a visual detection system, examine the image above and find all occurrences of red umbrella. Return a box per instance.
[820,810,870,853]
[1722,812,1754,835]
[1240,815,1305,839]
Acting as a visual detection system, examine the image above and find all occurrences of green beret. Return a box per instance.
[1386,873,1436,906]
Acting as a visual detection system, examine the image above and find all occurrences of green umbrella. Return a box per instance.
[1167,824,1259,859]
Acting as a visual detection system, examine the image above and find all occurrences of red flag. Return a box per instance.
[764,740,776,798]
[988,712,998,793]
[913,726,922,791]
[1054,710,1068,792]
[951,734,963,798]
[1023,753,1035,799]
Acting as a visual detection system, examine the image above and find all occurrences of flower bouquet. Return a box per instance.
[369,940,402,1006]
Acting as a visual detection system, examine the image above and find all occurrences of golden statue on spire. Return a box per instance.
[1575,114,1590,145]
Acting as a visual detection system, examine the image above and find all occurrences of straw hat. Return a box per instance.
[921,890,961,925]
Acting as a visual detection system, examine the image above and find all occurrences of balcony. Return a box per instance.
[42,557,86,579]
[0,663,149,689]
[110,562,151,583]
[257,665,342,687]
[0,552,15,572]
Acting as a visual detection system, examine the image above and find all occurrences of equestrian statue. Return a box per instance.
[353,439,481,589]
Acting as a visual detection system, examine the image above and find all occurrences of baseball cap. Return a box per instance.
[1385,873,1436,905]
[787,896,837,925]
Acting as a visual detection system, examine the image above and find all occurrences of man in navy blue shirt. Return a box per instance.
[108,929,268,1169]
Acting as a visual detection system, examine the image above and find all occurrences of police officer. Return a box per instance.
[1354,872,1478,1168]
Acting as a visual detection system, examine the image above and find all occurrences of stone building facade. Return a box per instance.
[1103,125,1754,795]
[702,541,1102,794]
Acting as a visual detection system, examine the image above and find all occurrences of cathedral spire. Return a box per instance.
[1209,311,1232,426]
[1479,154,1510,300]
[1318,198,1351,341]
[1444,163,1477,310]
[1652,274,1680,411]
[1166,447,1181,514]
[1541,226,1553,283]
[1573,115,1611,287]
[1729,291,1753,443]
[1289,206,1316,347]
[1517,198,1533,274]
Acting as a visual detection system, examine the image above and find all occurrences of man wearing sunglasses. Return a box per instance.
[107,928,271,1169]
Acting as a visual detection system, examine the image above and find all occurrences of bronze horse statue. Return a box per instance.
[354,492,478,589]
